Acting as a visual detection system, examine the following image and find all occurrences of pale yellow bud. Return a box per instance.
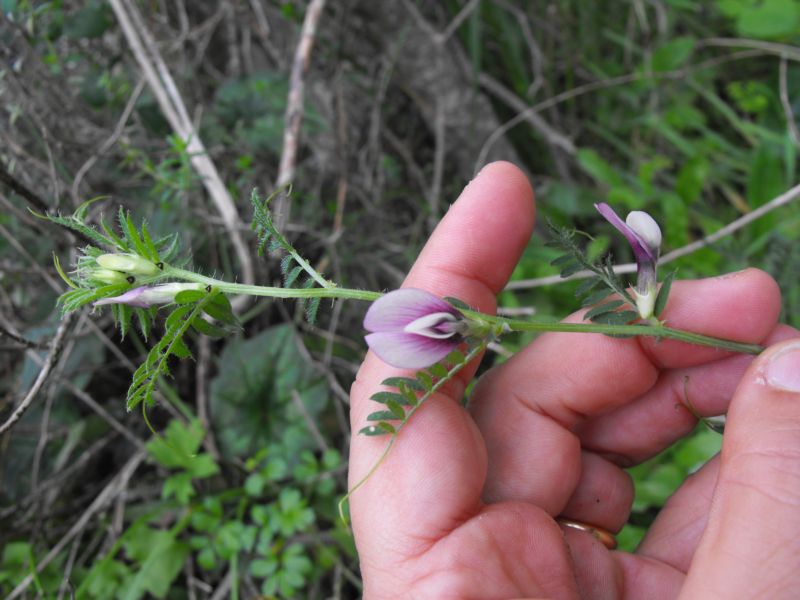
[92,268,130,285]
[96,253,160,276]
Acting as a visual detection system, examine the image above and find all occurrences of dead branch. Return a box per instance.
[272,0,328,230]
[0,311,75,436]
[108,0,255,288]
[7,449,147,600]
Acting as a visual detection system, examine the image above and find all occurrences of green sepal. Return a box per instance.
[53,254,78,289]
[444,297,472,311]
[654,270,676,318]
[174,290,206,304]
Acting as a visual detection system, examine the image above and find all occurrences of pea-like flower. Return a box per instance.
[94,283,203,308]
[96,253,160,276]
[595,202,662,319]
[363,288,468,369]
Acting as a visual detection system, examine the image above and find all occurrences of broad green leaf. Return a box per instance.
[122,534,189,600]
[209,324,329,459]
[736,0,800,38]
[577,148,623,188]
[651,37,695,72]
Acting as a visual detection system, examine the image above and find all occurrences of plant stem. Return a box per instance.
[166,266,763,355]
[166,266,381,302]
[486,315,763,355]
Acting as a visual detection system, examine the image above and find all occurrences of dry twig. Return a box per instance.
[0,311,75,436]
[7,449,147,600]
[273,0,328,230]
[108,0,255,288]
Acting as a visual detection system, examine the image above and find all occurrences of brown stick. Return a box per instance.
[272,0,328,230]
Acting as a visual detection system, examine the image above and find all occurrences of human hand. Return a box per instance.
[349,162,800,599]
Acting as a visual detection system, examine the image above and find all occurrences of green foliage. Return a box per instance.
[6,1,800,597]
[47,203,179,317]
[127,292,217,411]
[251,189,329,322]
[206,72,324,155]
[717,0,800,38]
[209,324,329,458]
[360,346,483,437]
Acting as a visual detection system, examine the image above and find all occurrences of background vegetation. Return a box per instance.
[2,0,800,597]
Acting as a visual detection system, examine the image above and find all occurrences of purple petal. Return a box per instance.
[594,203,656,263]
[364,288,459,333]
[93,286,150,308]
[365,331,458,369]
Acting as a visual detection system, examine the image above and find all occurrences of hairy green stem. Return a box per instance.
[493,316,763,355]
[166,266,763,355]
[166,266,381,302]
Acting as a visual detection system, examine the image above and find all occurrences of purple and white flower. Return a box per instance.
[94,283,203,308]
[595,202,662,319]
[363,288,468,369]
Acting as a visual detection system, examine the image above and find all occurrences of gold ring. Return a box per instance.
[557,518,617,550]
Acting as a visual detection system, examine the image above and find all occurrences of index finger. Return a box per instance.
[348,162,535,556]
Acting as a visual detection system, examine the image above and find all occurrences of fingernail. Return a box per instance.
[764,342,800,392]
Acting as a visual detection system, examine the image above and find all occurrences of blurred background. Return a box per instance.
[1,0,800,597]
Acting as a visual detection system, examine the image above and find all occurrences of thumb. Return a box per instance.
[682,339,800,598]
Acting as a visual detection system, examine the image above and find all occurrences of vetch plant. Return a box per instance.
[363,288,492,369]
[595,203,662,320]
[46,194,765,517]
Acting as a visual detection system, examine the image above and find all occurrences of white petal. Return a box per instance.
[625,211,662,252]
[403,312,459,339]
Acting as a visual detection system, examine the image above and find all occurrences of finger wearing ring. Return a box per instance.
[557,518,618,550]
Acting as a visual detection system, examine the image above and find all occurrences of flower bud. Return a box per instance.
[91,268,130,285]
[96,253,160,276]
[94,283,203,308]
